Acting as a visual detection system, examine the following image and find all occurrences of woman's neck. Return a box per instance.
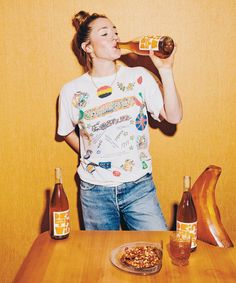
[90,60,117,77]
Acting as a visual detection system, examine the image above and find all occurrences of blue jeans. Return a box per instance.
[79,173,168,230]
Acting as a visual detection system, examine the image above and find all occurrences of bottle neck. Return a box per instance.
[118,42,129,48]
[183,175,191,192]
[55,168,62,184]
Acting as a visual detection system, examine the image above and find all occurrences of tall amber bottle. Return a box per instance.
[50,168,70,240]
[176,176,197,251]
[118,35,174,59]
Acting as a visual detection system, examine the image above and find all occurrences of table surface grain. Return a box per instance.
[13,230,236,283]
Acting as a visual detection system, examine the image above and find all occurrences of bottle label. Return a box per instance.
[177,221,197,249]
[139,35,162,51]
[53,209,70,236]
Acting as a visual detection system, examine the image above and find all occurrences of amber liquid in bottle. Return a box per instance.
[50,168,70,240]
[118,35,174,59]
[176,176,197,251]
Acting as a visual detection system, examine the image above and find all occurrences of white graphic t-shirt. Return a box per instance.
[58,66,163,186]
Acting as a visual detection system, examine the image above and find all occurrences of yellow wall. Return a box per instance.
[0,0,235,281]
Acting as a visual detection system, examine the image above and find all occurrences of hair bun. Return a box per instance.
[72,11,90,31]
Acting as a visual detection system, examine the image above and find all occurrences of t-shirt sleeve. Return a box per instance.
[141,68,163,121]
[57,85,78,136]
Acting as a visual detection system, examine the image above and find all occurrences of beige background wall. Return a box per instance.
[0,0,235,282]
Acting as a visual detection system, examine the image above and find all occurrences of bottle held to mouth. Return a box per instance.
[118,35,174,59]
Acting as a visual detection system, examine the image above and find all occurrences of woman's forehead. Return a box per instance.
[90,17,116,31]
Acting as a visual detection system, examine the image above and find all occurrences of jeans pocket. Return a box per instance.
[80,180,96,191]
[133,173,152,185]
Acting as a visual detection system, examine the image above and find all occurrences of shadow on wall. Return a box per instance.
[40,188,51,233]
[169,203,178,231]
[74,173,85,230]
[55,97,64,142]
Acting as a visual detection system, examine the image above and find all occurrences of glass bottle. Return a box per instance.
[118,35,174,59]
[50,168,70,240]
[176,176,197,251]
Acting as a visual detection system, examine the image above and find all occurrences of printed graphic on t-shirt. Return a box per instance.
[59,67,163,184]
[72,91,89,108]
[117,81,135,92]
[121,159,135,171]
[83,96,143,120]
[135,112,148,131]
[136,135,147,149]
[97,86,112,98]
[74,79,150,176]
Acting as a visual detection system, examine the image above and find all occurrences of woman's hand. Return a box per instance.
[149,46,177,70]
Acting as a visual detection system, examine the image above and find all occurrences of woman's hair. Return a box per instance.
[72,11,107,71]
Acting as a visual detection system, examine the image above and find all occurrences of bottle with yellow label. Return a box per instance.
[176,176,197,251]
[118,35,174,59]
[50,168,70,240]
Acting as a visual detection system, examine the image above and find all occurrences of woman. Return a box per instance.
[57,11,182,230]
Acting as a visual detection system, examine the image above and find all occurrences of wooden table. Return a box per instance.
[14,231,236,283]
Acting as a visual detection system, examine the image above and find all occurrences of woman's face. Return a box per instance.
[87,17,121,62]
